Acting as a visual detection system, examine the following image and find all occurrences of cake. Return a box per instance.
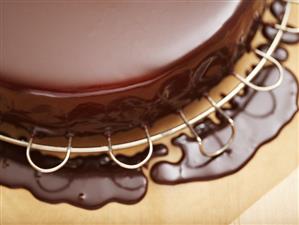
[0,1,266,138]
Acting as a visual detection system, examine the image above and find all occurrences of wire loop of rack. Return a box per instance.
[179,94,236,158]
[26,136,73,173]
[1,0,298,172]
[233,49,284,92]
[107,125,154,170]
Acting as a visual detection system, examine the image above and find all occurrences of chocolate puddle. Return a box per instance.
[0,144,167,209]
[151,66,298,184]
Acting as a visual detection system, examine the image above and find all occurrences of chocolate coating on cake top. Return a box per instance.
[2,1,250,91]
[0,0,266,137]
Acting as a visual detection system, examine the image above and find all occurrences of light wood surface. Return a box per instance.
[230,168,299,225]
[0,2,298,225]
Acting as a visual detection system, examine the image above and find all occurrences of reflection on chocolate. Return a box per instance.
[267,0,299,46]
[151,66,298,184]
[0,1,264,90]
[1,66,297,208]
[270,0,286,21]
[0,144,167,209]
[264,0,299,45]
[257,44,289,62]
[262,23,299,44]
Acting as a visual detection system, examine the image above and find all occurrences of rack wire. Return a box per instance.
[0,0,298,173]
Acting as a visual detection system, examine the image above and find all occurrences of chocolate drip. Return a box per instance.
[257,44,288,62]
[262,24,299,44]
[270,0,286,21]
[0,144,167,209]
[150,66,298,184]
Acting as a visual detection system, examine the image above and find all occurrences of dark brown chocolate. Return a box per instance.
[0,65,298,209]
[150,66,298,184]
[263,0,299,45]
[257,44,289,62]
[0,1,266,137]
[262,23,299,44]
[0,143,167,209]
[271,0,287,21]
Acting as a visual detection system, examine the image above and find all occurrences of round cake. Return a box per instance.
[0,1,266,137]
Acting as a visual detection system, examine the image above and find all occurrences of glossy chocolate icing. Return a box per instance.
[0,1,262,90]
[150,1,299,185]
[0,0,266,137]
[151,66,298,184]
[0,65,298,209]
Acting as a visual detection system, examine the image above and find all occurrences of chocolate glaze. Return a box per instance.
[0,144,167,210]
[0,1,265,137]
[1,65,298,208]
[0,1,260,90]
[150,66,298,184]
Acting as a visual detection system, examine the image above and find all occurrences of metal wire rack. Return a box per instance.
[0,0,298,173]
